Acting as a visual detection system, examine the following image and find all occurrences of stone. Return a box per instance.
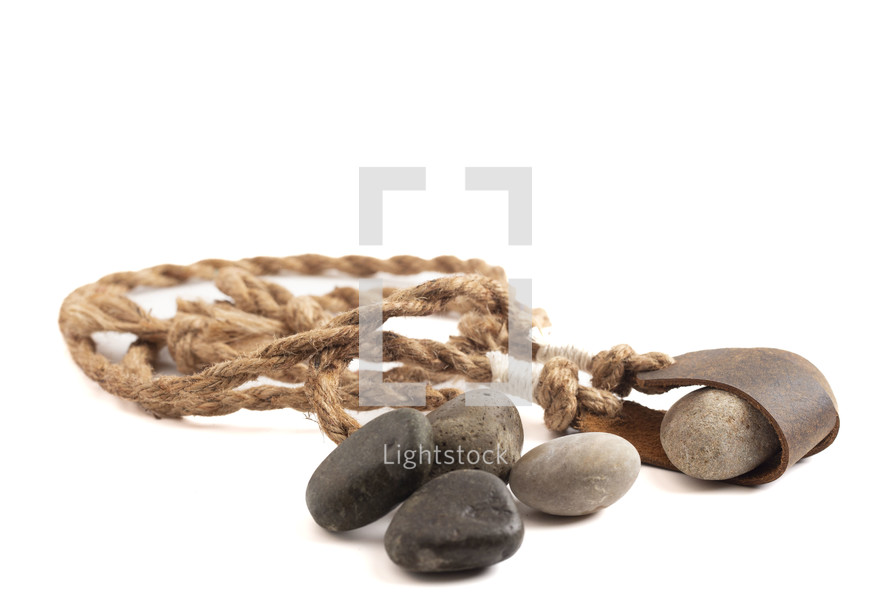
[384,469,524,572]
[305,408,434,531]
[509,432,641,516]
[426,389,523,481]
[660,387,781,481]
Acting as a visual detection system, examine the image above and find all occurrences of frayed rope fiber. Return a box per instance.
[58,254,673,443]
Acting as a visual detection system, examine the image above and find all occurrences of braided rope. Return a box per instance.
[58,254,673,442]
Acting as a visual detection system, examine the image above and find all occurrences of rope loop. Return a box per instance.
[59,254,674,442]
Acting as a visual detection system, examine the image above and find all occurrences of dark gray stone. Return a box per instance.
[509,432,641,516]
[384,469,524,572]
[426,389,523,481]
[305,408,434,531]
[660,387,780,480]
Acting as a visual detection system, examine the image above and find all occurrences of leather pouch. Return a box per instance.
[577,348,839,485]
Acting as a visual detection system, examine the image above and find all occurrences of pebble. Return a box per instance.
[426,389,523,481]
[509,432,641,516]
[660,387,781,480]
[384,469,524,572]
[305,408,434,531]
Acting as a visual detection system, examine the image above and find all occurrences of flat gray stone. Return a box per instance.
[305,408,433,531]
[509,432,641,516]
[384,469,524,572]
[660,387,780,480]
[426,389,523,481]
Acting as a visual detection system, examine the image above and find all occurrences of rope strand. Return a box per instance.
[59,254,673,442]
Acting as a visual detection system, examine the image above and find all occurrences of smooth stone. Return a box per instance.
[384,469,524,572]
[509,432,641,516]
[426,389,523,481]
[660,387,781,481]
[305,408,433,531]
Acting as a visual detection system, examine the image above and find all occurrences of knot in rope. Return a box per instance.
[534,357,580,432]
[590,344,676,396]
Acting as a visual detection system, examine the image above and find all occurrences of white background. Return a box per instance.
[2,2,888,605]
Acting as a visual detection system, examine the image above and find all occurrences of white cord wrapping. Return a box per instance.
[485,351,542,403]
[536,342,596,374]
[486,339,600,404]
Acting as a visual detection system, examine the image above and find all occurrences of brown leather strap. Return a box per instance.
[577,348,839,485]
